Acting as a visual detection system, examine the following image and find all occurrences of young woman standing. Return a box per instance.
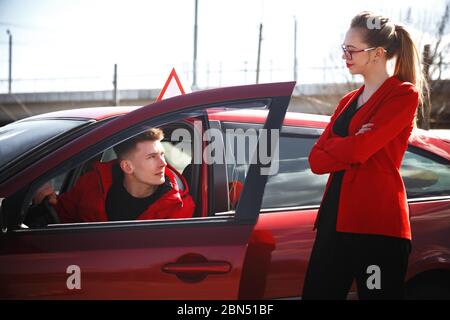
[303,11,427,300]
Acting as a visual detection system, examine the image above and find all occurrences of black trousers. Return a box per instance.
[302,230,411,300]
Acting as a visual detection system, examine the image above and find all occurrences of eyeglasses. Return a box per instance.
[341,45,386,60]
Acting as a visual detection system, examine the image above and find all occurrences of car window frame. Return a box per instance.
[219,121,325,213]
[6,98,286,232]
[207,119,230,215]
[57,117,205,216]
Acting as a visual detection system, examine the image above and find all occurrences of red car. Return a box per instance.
[0,82,449,299]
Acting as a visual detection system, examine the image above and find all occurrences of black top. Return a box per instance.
[105,164,172,221]
[316,97,363,234]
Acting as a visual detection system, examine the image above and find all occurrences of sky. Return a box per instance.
[0,0,448,93]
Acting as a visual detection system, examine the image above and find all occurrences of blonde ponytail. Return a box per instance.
[393,24,428,106]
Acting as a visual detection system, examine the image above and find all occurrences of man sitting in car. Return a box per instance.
[29,128,195,224]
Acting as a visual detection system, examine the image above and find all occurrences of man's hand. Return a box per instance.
[355,123,374,136]
[32,182,58,205]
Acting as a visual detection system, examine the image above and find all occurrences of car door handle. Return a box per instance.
[162,261,231,275]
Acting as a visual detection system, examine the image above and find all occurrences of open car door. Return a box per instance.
[0,82,295,299]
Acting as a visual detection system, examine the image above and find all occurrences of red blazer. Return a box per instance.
[53,161,195,223]
[309,76,419,240]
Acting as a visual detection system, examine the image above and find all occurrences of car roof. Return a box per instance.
[19,106,141,122]
[208,109,330,128]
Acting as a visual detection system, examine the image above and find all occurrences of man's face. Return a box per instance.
[123,140,167,186]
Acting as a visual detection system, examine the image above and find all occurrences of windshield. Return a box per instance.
[0,119,87,169]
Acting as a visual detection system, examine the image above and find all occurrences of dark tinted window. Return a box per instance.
[262,135,328,208]
[0,119,85,169]
[224,122,450,210]
[223,122,327,209]
[401,148,450,198]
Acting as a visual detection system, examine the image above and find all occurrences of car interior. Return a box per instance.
[3,113,270,229]
[19,119,205,227]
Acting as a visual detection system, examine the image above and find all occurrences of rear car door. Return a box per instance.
[216,120,450,299]
[400,145,450,292]
[0,82,295,299]
[216,120,325,299]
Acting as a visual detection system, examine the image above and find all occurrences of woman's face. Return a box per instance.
[342,28,376,76]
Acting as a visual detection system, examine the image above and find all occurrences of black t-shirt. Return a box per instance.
[316,97,363,234]
[105,164,172,221]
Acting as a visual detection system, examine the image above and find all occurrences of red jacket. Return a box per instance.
[309,76,419,240]
[54,161,195,223]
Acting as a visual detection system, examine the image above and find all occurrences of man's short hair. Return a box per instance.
[114,128,164,160]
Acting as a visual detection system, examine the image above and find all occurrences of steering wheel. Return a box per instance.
[42,196,61,224]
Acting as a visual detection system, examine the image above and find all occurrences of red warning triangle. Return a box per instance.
[156,68,186,101]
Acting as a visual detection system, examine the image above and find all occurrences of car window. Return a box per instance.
[223,122,327,210]
[16,102,271,229]
[23,119,203,227]
[401,148,450,198]
[261,135,327,208]
[0,119,87,170]
[223,122,450,212]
